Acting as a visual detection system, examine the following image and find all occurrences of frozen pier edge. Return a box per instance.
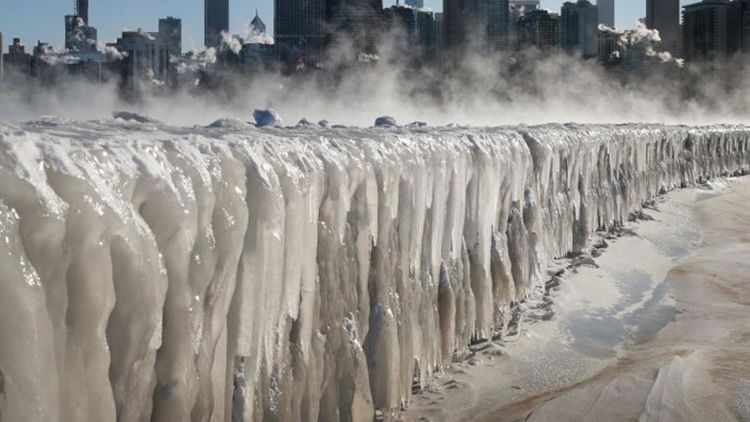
[0,121,748,421]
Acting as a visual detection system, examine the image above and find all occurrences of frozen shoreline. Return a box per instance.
[1,121,749,421]
[405,177,750,421]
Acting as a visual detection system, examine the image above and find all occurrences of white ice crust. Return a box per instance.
[0,121,748,421]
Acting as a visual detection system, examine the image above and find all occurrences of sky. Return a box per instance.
[0,0,690,51]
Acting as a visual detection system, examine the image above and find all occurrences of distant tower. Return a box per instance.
[250,9,266,34]
[76,0,89,24]
[598,0,614,28]
[560,0,599,58]
[274,0,326,62]
[205,0,229,48]
[0,32,4,85]
[159,17,182,56]
[444,0,511,52]
[646,0,680,53]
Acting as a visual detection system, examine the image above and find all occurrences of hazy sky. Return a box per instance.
[0,0,689,51]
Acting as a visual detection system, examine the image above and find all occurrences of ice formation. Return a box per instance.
[0,121,748,422]
[253,109,283,128]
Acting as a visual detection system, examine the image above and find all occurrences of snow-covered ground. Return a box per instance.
[405,177,750,421]
[0,119,749,421]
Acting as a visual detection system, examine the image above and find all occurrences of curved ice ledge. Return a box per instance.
[0,122,747,421]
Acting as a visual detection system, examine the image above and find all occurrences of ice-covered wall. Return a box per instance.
[0,120,748,422]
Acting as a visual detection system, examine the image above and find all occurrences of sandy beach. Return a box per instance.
[405,177,750,422]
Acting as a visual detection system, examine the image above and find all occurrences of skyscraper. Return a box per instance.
[0,33,4,85]
[682,0,730,61]
[159,17,182,56]
[205,0,229,48]
[274,0,326,62]
[487,0,511,50]
[516,9,559,50]
[250,10,267,34]
[560,0,599,58]
[598,0,614,28]
[646,0,680,53]
[76,0,89,24]
[65,14,98,52]
[444,0,511,52]
[327,0,383,54]
[509,0,540,23]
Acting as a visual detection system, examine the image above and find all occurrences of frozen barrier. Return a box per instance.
[0,121,748,422]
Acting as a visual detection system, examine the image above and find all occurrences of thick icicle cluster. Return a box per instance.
[0,121,747,422]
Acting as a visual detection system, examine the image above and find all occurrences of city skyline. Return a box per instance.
[0,0,691,51]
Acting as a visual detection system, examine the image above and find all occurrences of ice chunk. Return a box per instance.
[112,111,157,124]
[296,118,315,128]
[253,108,283,127]
[374,116,398,127]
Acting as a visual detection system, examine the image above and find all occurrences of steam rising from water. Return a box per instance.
[1,32,749,126]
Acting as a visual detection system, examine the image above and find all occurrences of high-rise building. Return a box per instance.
[5,38,32,76]
[487,0,511,50]
[383,5,418,56]
[205,0,229,48]
[327,0,383,54]
[0,33,4,84]
[417,10,438,58]
[560,0,599,57]
[250,10,267,34]
[76,0,89,24]
[510,0,540,23]
[115,29,172,94]
[444,0,510,52]
[597,0,614,28]
[65,15,98,52]
[435,12,445,59]
[516,9,559,50]
[682,0,731,62]
[406,0,425,8]
[274,0,326,63]
[159,17,182,56]
[646,0,680,53]
[598,26,620,64]
[727,0,749,53]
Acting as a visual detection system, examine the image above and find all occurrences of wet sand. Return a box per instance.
[404,178,750,422]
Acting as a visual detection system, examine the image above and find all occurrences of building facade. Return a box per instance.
[598,0,614,28]
[682,0,731,62]
[327,0,383,54]
[205,0,229,48]
[560,0,599,58]
[5,38,32,76]
[274,0,327,64]
[509,0,540,23]
[65,15,98,52]
[159,17,182,57]
[516,9,559,50]
[646,0,681,53]
[76,0,89,24]
[444,0,510,52]
[487,0,511,50]
[0,33,4,85]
